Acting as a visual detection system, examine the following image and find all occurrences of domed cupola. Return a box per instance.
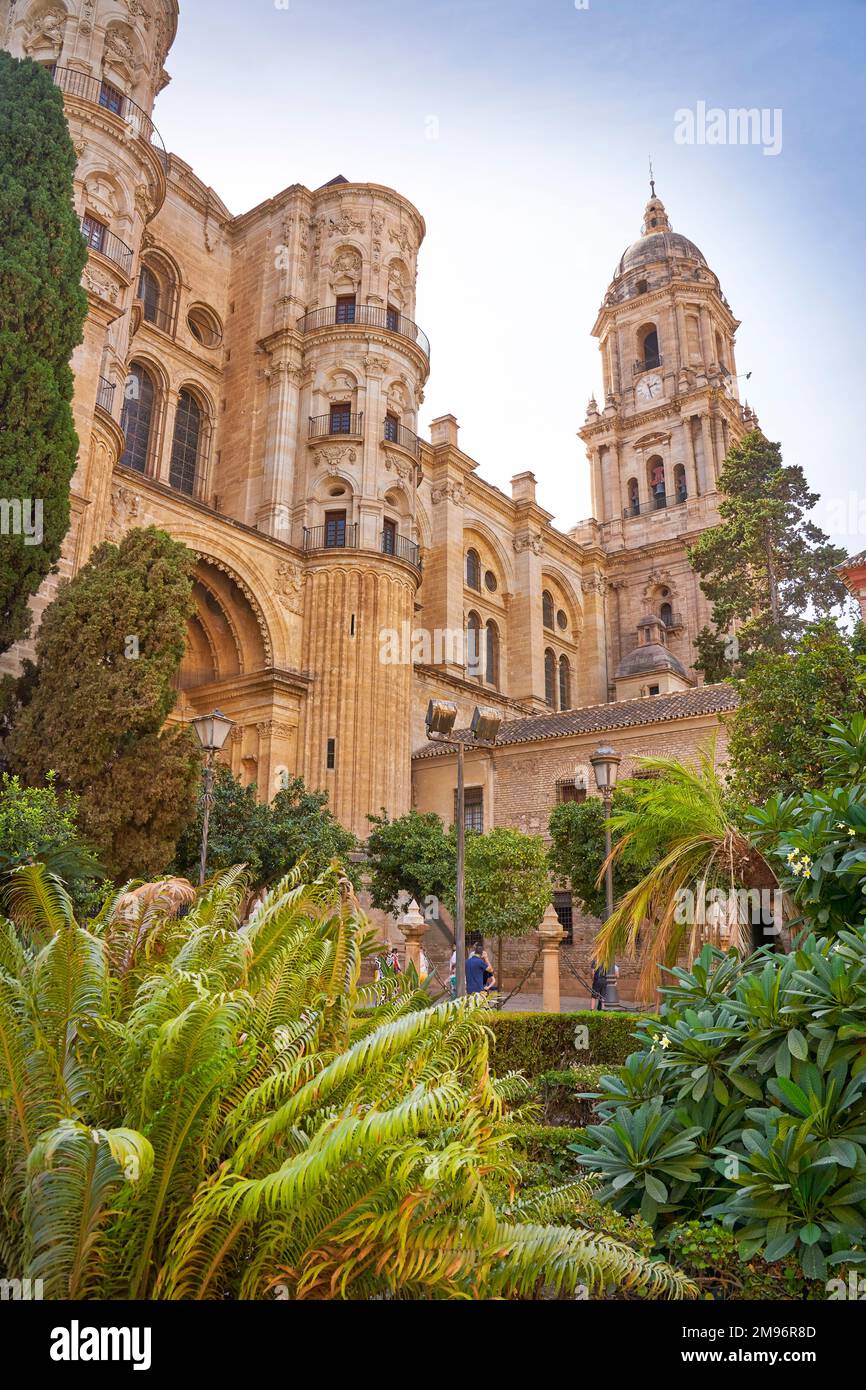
[613,189,707,281]
[614,615,693,699]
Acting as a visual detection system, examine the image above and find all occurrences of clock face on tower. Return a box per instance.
[636,373,663,405]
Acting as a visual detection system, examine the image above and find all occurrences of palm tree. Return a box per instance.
[595,745,787,999]
[0,862,693,1300]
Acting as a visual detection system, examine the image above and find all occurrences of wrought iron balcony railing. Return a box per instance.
[51,66,169,172]
[303,523,360,552]
[382,531,421,566]
[302,523,421,569]
[383,421,421,457]
[96,376,116,414]
[633,353,663,375]
[309,413,364,439]
[297,303,430,359]
[81,216,134,276]
[623,492,688,518]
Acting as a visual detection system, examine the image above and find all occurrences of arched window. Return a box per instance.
[673,463,687,503]
[627,477,640,516]
[466,548,481,591]
[638,324,660,370]
[138,265,162,326]
[647,455,666,510]
[169,389,203,496]
[119,362,155,474]
[559,655,571,712]
[466,611,482,680]
[485,620,500,688]
[542,589,555,629]
[660,602,673,628]
[544,648,556,708]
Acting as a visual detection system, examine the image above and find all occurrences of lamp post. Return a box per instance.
[590,741,623,1009]
[424,700,502,997]
[191,709,235,885]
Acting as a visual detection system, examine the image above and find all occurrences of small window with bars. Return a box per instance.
[99,81,124,115]
[555,778,587,804]
[553,892,574,945]
[454,786,483,834]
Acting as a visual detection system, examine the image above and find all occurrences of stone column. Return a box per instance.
[538,903,565,1013]
[400,899,427,976]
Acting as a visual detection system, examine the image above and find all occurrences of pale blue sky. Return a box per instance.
[154,0,866,550]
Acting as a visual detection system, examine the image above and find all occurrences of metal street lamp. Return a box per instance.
[425,701,502,997]
[590,741,623,1009]
[191,709,234,885]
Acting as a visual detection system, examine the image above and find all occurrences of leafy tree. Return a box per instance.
[597,750,780,997]
[0,862,692,1300]
[365,808,454,914]
[726,621,866,805]
[548,791,645,919]
[0,771,103,907]
[5,527,200,880]
[447,826,551,944]
[688,431,848,675]
[172,768,359,886]
[0,53,87,653]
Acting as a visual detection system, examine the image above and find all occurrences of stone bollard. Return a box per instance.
[400,898,427,977]
[538,903,565,1013]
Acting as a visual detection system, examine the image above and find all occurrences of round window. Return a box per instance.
[556,609,568,630]
[484,570,497,592]
[187,304,223,348]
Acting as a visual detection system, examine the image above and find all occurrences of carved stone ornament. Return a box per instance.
[83,264,121,305]
[256,720,295,741]
[388,225,414,257]
[513,534,545,556]
[581,574,608,595]
[328,211,365,238]
[274,560,304,615]
[383,450,413,482]
[108,484,142,541]
[642,569,679,602]
[314,445,358,474]
[430,481,465,506]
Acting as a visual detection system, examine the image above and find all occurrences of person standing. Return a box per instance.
[465,944,487,995]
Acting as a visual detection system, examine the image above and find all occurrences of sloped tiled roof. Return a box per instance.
[412,684,739,759]
[839,550,866,569]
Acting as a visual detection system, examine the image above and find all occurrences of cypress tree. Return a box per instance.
[6,527,201,881]
[0,52,87,652]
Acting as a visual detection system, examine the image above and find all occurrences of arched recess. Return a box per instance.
[137,245,181,334]
[463,519,516,596]
[177,556,271,692]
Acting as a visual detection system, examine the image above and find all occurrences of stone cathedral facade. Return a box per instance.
[2,0,753,896]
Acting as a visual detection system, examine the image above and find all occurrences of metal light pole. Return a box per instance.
[425,701,502,997]
[590,741,623,1009]
[191,709,235,886]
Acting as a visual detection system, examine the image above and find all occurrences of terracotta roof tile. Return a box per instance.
[412,683,739,758]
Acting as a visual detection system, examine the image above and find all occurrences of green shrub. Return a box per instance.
[572,937,866,1280]
[488,1010,650,1075]
[510,1123,588,1182]
[530,1065,608,1126]
[661,1223,826,1301]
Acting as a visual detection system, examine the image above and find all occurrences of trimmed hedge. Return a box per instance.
[530,1066,608,1126]
[488,1010,650,1075]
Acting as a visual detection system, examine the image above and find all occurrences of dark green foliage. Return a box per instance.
[509,1124,589,1183]
[572,937,866,1280]
[5,528,200,880]
[0,771,104,909]
[661,1223,826,1300]
[688,431,848,673]
[747,707,866,936]
[172,767,359,887]
[486,1010,650,1075]
[0,53,87,652]
[365,808,454,913]
[548,790,645,918]
[727,622,866,805]
[446,826,551,941]
[529,1065,609,1126]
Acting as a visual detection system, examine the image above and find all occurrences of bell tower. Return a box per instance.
[0,0,178,570]
[577,185,752,692]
